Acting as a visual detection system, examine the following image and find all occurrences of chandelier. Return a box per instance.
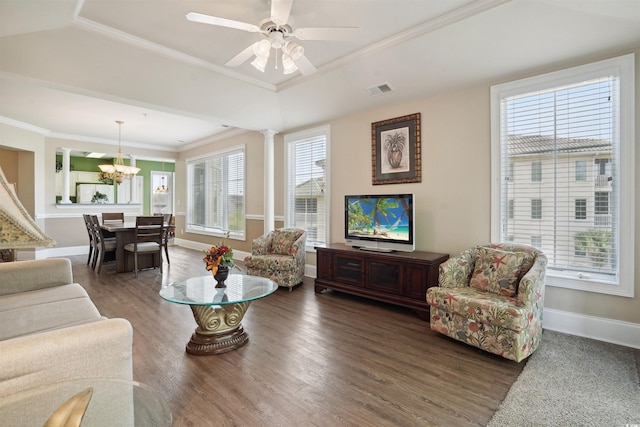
[99,121,140,184]
[154,176,168,193]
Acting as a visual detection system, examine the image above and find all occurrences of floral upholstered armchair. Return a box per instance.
[426,243,547,362]
[243,228,307,291]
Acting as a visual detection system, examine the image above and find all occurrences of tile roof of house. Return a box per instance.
[507,135,612,156]
[295,178,325,196]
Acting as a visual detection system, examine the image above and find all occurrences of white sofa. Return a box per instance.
[0,258,133,397]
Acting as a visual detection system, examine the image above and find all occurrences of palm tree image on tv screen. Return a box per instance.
[347,196,411,242]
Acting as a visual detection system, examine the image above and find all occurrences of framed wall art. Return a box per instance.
[371,112,421,185]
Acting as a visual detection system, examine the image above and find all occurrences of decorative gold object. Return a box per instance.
[187,302,251,354]
[43,387,93,427]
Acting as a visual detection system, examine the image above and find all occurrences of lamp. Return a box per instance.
[154,176,168,193]
[0,166,55,261]
[99,121,141,184]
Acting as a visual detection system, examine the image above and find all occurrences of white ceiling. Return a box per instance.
[1,0,639,154]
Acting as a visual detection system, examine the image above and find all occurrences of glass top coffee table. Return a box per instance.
[160,274,278,355]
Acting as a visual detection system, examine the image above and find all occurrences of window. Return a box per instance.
[531,199,542,219]
[186,147,245,238]
[491,54,635,297]
[575,199,587,220]
[285,126,330,248]
[531,161,542,182]
[531,236,542,248]
[575,160,587,181]
[296,198,317,213]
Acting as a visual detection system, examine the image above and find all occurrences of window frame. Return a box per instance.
[490,54,635,297]
[575,160,587,182]
[185,145,246,240]
[574,199,587,221]
[284,125,331,251]
[531,161,542,182]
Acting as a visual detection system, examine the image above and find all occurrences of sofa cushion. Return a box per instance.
[244,254,297,270]
[268,229,303,255]
[427,286,529,332]
[0,283,103,341]
[469,247,526,297]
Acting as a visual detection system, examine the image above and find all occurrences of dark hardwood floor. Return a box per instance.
[71,246,526,426]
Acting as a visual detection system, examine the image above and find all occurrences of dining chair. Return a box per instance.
[123,216,164,277]
[102,212,124,223]
[101,212,124,239]
[82,214,96,267]
[161,213,173,265]
[89,215,116,273]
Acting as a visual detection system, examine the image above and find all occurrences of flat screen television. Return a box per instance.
[344,194,415,252]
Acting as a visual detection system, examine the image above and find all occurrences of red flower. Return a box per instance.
[202,235,235,275]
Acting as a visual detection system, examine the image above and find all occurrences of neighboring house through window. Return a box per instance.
[491,54,635,297]
[285,125,330,249]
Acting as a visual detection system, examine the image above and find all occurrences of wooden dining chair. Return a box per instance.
[123,216,164,277]
[101,212,124,239]
[82,214,96,267]
[89,215,116,273]
[161,213,173,265]
[102,212,124,223]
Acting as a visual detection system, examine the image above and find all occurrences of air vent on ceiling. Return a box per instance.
[367,82,395,96]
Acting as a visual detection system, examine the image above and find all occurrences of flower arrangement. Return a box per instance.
[202,234,237,275]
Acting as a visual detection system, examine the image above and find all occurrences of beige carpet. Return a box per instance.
[488,330,640,427]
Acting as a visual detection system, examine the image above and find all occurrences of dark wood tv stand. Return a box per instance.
[314,244,449,320]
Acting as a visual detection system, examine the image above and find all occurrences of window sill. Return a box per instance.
[546,271,633,298]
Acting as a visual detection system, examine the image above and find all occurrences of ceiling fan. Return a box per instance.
[186,0,359,76]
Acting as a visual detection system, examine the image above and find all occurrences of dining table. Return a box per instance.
[101,220,166,273]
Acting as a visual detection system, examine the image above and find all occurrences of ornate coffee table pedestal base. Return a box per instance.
[160,275,277,356]
[187,302,250,355]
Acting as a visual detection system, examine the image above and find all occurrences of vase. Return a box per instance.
[213,266,230,288]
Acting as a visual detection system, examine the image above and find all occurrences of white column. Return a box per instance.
[129,155,137,203]
[60,148,72,204]
[261,130,277,234]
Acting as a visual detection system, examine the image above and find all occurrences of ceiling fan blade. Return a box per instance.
[271,0,294,26]
[293,27,360,41]
[186,12,261,33]
[225,43,258,67]
[293,54,317,76]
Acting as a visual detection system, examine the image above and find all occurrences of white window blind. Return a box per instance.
[491,54,635,296]
[187,147,245,238]
[285,126,330,247]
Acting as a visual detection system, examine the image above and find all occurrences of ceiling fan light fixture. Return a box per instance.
[251,55,269,72]
[284,42,304,61]
[282,54,298,74]
[253,39,271,58]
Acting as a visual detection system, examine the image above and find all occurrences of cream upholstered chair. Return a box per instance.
[426,243,547,362]
[243,228,307,291]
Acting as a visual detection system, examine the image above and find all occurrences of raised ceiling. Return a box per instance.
[1,0,639,152]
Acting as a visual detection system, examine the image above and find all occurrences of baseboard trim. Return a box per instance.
[543,308,640,349]
[36,245,88,259]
